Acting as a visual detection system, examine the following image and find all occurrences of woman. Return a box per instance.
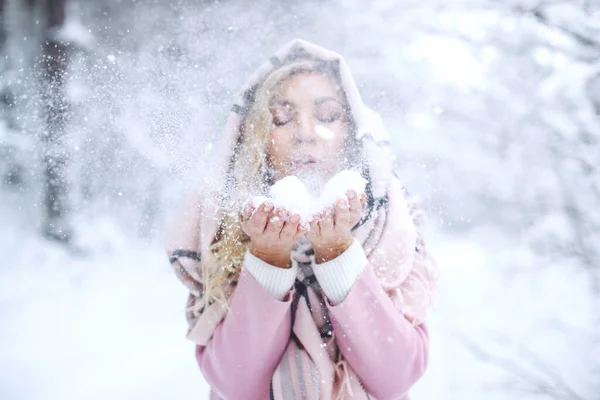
[166,39,437,400]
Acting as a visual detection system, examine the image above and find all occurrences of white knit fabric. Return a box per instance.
[244,250,298,300]
[312,239,367,305]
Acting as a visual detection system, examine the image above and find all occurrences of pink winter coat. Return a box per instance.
[166,39,437,400]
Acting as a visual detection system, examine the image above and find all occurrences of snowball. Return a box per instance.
[269,176,316,222]
[243,170,366,225]
[319,170,367,208]
[315,125,335,140]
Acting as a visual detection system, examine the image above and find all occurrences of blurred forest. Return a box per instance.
[0,0,598,399]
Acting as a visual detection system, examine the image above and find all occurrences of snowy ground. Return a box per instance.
[0,193,594,399]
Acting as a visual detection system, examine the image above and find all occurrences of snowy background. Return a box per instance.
[1,0,599,399]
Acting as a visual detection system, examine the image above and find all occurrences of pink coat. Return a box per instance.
[166,39,437,400]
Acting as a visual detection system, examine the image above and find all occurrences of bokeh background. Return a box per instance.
[1,0,598,399]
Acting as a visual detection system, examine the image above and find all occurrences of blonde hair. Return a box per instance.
[202,60,348,306]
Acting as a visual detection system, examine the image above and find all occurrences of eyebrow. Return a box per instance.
[315,96,342,106]
[269,97,342,107]
[269,99,294,107]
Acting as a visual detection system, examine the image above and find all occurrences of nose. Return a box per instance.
[293,112,317,144]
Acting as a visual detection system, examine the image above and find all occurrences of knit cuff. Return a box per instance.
[243,250,298,301]
[312,239,368,305]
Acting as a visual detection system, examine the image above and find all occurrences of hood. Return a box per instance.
[210,38,395,201]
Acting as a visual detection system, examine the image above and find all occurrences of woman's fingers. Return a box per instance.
[246,204,310,245]
[265,209,285,238]
[240,203,254,221]
[294,222,309,240]
[307,218,320,238]
[249,202,273,234]
[280,213,300,240]
[247,200,365,246]
[319,206,335,232]
[327,190,364,231]
[347,190,362,215]
[347,190,363,225]
[333,198,352,229]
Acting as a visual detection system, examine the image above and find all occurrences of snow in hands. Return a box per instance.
[248,170,367,225]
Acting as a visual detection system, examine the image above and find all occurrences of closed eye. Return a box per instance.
[270,102,295,126]
[315,103,343,124]
[317,113,341,123]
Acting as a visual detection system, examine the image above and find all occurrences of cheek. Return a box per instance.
[268,129,293,166]
[321,122,348,152]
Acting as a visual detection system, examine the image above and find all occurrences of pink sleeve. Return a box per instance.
[327,266,429,400]
[195,269,294,400]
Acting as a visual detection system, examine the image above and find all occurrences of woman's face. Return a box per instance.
[267,72,349,191]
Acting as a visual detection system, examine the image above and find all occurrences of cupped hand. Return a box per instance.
[240,201,308,268]
[307,190,366,263]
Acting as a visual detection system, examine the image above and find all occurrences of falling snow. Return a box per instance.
[0,0,598,399]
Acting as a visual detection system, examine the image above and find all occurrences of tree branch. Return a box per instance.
[526,5,600,50]
[452,330,586,400]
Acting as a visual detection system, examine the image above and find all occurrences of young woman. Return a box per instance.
[166,39,437,400]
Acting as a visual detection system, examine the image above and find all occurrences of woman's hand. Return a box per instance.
[307,190,365,263]
[241,202,308,269]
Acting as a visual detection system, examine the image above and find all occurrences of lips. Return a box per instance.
[292,156,319,167]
